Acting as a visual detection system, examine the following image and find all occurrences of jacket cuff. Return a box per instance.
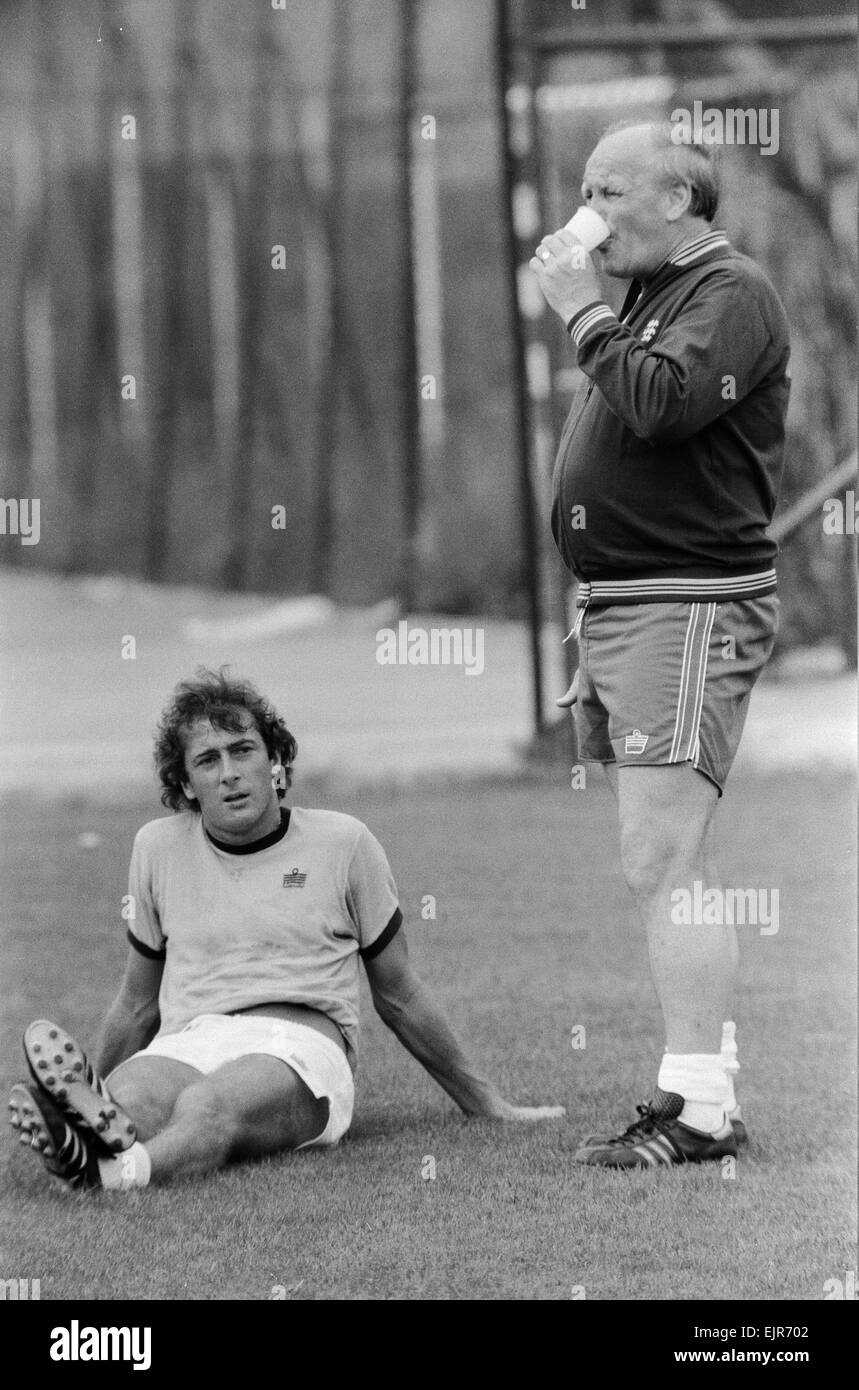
[566,301,617,349]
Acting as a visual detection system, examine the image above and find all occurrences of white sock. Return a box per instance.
[97,1141,152,1191]
[721,1020,739,1112]
[658,1053,729,1134]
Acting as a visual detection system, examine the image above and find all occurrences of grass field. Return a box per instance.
[0,771,855,1301]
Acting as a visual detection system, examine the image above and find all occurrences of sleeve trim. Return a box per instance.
[127,928,167,961]
[359,907,403,961]
[566,301,617,347]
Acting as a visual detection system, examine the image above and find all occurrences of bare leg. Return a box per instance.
[704,818,738,1004]
[616,764,729,1054]
[107,1056,200,1142]
[606,764,737,1031]
[139,1054,329,1182]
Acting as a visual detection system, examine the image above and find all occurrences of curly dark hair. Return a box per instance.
[154,667,298,813]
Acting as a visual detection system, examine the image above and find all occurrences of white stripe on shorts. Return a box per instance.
[670,603,716,764]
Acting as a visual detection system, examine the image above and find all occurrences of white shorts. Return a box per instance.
[123,1014,354,1147]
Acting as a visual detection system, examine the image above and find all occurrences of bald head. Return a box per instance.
[600,121,721,219]
[580,120,721,281]
[592,124,662,178]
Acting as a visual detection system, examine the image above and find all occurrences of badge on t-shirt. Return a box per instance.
[283,868,308,887]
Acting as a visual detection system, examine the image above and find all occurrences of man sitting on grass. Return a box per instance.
[10,668,563,1191]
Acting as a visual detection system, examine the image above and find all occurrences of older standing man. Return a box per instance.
[532,121,790,1167]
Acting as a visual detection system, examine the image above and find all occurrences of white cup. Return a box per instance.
[563,206,610,252]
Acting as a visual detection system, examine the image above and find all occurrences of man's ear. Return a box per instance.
[665,180,692,222]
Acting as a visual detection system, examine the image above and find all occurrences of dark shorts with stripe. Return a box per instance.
[574,596,779,794]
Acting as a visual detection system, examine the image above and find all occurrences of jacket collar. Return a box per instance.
[663,228,730,269]
[619,230,732,320]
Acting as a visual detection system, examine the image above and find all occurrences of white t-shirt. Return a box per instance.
[126,807,401,1069]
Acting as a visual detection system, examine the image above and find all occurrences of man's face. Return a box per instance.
[180,713,281,844]
[581,129,683,281]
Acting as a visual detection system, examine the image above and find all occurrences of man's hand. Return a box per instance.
[530,229,603,325]
[477,1097,566,1122]
[555,668,580,710]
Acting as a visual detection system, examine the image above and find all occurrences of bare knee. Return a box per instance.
[169,1082,240,1164]
[108,1076,170,1143]
[619,824,678,900]
[108,1059,197,1143]
[619,803,712,901]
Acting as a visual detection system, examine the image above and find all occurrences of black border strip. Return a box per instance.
[359,907,403,961]
[127,929,167,961]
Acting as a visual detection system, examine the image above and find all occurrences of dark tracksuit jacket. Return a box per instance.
[550,229,791,607]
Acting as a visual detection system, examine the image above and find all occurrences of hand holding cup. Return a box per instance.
[530,207,610,323]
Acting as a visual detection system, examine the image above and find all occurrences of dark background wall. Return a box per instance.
[0,0,855,654]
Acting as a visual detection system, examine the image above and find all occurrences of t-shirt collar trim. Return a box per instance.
[204,807,291,855]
